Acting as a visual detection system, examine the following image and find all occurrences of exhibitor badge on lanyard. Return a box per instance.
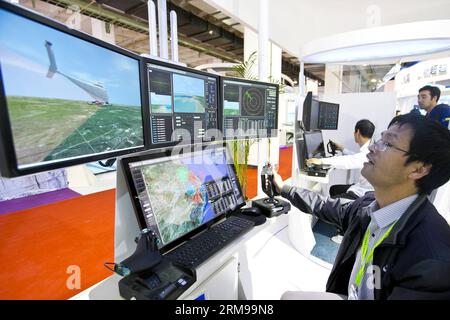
[349,221,398,300]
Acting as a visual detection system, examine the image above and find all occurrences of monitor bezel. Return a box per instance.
[318,101,340,130]
[120,142,246,254]
[302,91,320,131]
[0,1,149,177]
[220,76,279,140]
[142,56,222,150]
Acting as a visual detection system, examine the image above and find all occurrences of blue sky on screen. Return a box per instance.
[173,73,205,98]
[0,8,141,106]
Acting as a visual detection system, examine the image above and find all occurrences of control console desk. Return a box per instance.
[71,211,289,300]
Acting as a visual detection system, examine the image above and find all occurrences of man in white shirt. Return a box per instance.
[307,119,375,200]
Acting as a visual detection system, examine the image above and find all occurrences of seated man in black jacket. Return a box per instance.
[273,113,450,300]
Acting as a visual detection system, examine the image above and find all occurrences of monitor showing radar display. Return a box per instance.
[221,77,278,138]
[302,93,339,131]
[121,144,246,253]
[0,2,146,177]
[145,60,219,146]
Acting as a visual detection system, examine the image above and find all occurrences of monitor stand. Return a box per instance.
[113,146,185,263]
[114,157,141,264]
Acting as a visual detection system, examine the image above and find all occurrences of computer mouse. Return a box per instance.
[240,207,263,216]
[235,207,267,226]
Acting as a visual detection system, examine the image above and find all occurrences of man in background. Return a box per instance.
[307,119,375,200]
[307,119,375,243]
[418,85,450,128]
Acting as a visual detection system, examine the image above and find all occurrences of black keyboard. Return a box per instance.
[165,216,254,268]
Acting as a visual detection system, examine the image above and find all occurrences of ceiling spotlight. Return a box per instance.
[208,30,213,35]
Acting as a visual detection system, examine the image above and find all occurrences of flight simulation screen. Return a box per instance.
[318,101,340,130]
[222,79,278,138]
[124,146,245,251]
[0,4,144,173]
[146,63,218,144]
[304,131,325,159]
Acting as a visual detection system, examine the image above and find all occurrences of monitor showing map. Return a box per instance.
[145,61,219,146]
[121,144,246,253]
[221,77,279,138]
[0,2,145,177]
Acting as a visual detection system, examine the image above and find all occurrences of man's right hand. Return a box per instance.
[333,141,344,152]
[272,166,285,194]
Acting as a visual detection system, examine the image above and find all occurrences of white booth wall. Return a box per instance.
[278,92,297,147]
[320,92,397,186]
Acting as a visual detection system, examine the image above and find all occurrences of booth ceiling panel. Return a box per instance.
[205,0,450,61]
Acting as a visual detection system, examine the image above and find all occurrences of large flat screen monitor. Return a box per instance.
[121,144,246,254]
[221,77,278,139]
[318,101,340,130]
[304,130,326,159]
[0,2,146,177]
[144,60,219,146]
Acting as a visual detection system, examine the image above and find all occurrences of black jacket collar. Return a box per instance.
[380,194,428,247]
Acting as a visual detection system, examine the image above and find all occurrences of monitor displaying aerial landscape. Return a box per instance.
[0,2,145,176]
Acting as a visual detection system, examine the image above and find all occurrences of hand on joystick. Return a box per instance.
[271,164,285,195]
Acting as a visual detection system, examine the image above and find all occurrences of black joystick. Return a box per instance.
[113,228,162,277]
[252,162,290,217]
[112,230,196,300]
[327,140,338,156]
[261,163,278,204]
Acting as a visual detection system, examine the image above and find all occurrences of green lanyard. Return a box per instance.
[354,221,397,287]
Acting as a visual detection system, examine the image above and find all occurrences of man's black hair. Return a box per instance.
[355,119,375,139]
[419,85,441,102]
[389,113,450,194]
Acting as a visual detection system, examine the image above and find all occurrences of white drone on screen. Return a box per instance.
[45,40,109,105]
